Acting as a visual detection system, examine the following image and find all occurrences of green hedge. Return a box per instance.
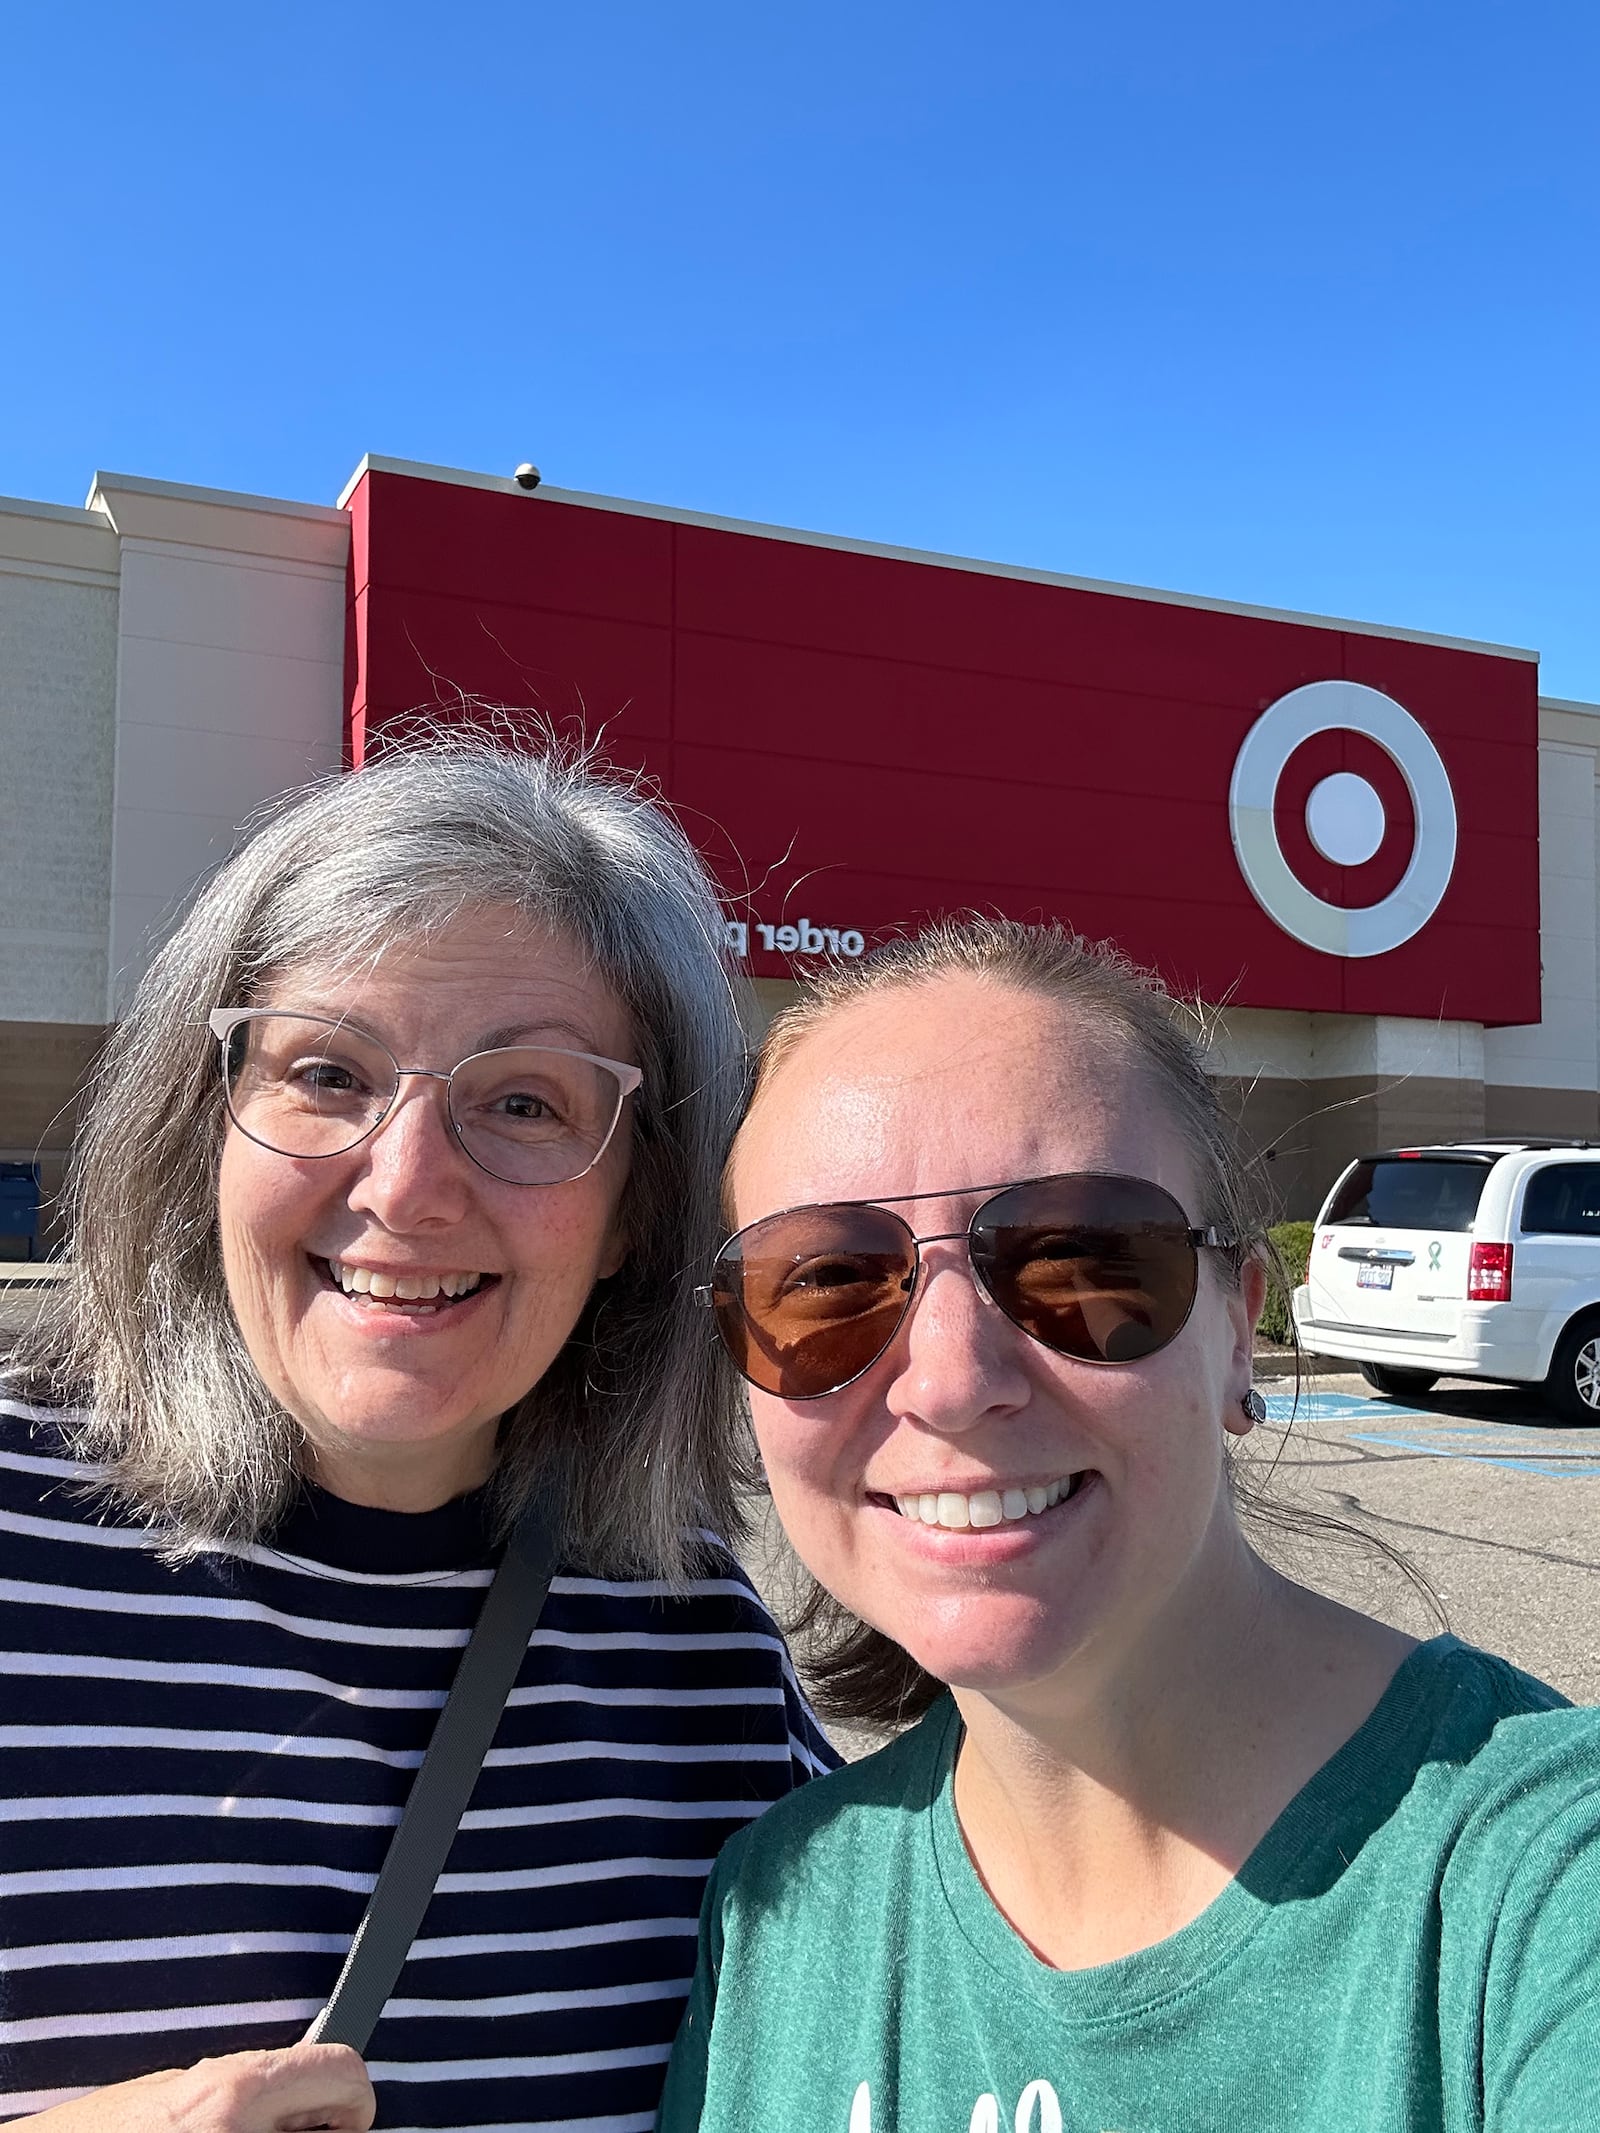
[1257,1220,1315,1346]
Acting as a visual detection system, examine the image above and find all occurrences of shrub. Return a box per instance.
[1257,1220,1315,1346]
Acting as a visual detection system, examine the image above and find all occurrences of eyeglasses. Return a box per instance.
[696,1172,1236,1399]
[208,1009,642,1187]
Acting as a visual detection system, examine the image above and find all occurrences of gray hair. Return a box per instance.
[747,915,1438,1730]
[13,730,753,1577]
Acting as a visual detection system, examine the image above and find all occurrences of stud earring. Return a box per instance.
[1240,1387,1267,1425]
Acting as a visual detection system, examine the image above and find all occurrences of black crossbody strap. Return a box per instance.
[304,1494,563,2053]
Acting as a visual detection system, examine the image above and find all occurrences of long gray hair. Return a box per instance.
[12,731,752,1576]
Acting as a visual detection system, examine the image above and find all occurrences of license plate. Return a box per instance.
[1357,1263,1394,1290]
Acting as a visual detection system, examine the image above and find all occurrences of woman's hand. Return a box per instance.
[18,2044,375,2131]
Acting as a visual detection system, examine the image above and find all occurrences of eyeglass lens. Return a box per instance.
[221,1013,629,1186]
[709,1174,1202,1398]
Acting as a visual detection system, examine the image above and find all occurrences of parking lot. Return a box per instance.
[1241,1369,1600,1705]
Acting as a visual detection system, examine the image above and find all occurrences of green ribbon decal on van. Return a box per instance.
[1429,1241,1442,1270]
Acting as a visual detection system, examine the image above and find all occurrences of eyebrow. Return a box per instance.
[476,1019,615,1055]
[268,1003,623,1060]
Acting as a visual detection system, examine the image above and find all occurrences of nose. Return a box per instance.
[345,1074,473,1230]
[882,1247,1032,1435]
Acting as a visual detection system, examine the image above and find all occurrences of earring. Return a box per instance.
[1240,1387,1267,1425]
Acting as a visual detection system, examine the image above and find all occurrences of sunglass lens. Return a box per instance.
[972,1175,1199,1364]
[711,1205,916,1398]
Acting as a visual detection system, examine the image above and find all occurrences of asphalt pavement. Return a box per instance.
[1242,1368,1600,1705]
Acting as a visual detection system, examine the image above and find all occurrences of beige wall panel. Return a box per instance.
[106,805,252,905]
[112,631,347,751]
[0,939,107,1026]
[92,480,350,1012]
[1484,738,1598,1094]
[110,704,339,819]
[114,544,348,661]
[1203,1008,1317,1082]
[0,569,117,1023]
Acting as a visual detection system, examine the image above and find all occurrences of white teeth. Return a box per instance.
[892,1478,1082,1528]
[329,1261,484,1304]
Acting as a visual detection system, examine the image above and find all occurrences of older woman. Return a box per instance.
[661,917,1600,2133]
[0,738,830,2131]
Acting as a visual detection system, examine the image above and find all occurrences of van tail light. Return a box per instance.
[1468,1242,1513,1302]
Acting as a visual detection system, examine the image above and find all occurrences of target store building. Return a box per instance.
[2,455,1597,1233]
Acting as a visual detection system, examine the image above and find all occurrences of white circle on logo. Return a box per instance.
[1228,680,1457,958]
[1305,771,1386,866]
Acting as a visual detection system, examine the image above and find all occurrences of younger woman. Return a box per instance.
[660,918,1600,2133]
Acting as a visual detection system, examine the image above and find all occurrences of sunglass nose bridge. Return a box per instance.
[891,1224,987,1308]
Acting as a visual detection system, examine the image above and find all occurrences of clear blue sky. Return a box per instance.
[5,2,1597,696]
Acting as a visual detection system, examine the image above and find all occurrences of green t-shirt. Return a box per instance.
[658,1638,1600,2133]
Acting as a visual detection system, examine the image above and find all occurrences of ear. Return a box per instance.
[597,1212,630,1281]
[1222,1255,1268,1438]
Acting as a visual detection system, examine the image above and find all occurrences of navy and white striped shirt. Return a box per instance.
[0,1398,834,2129]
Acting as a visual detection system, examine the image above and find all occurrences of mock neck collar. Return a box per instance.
[268,1476,500,1574]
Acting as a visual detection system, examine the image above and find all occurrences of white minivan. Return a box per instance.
[1292,1140,1600,1422]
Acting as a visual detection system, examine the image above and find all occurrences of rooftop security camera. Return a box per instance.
[513,463,542,490]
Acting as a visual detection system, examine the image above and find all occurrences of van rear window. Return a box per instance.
[1324,1158,1490,1232]
[1521,1164,1600,1236]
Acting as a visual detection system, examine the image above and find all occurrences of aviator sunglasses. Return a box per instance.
[696,1172,1238,1400]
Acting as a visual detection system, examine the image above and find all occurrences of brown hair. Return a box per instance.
[742,914,1439,1733]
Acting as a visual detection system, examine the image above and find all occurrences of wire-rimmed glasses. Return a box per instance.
[208,1009,642,1187]
[696,1172,1236,1397]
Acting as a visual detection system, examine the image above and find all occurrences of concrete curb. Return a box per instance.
[1252,1345,1339,1378]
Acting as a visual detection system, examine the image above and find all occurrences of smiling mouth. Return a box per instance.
[868,1473,1091,1531]
[314,1257,499,1316]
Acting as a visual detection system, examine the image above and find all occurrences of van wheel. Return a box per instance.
[1543,1318,1600,1425]
[1357,1363,1438,1398]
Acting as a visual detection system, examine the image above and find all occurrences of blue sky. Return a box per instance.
[4,2,1597,695]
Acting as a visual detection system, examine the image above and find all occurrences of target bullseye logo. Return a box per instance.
[1228,680,1458,958]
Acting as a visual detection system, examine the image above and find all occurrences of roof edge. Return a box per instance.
[88,470,347,526]
[0,495,108,530]
[338,453,1540,664]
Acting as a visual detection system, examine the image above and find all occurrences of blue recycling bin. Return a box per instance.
[0,1163,41,1261]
